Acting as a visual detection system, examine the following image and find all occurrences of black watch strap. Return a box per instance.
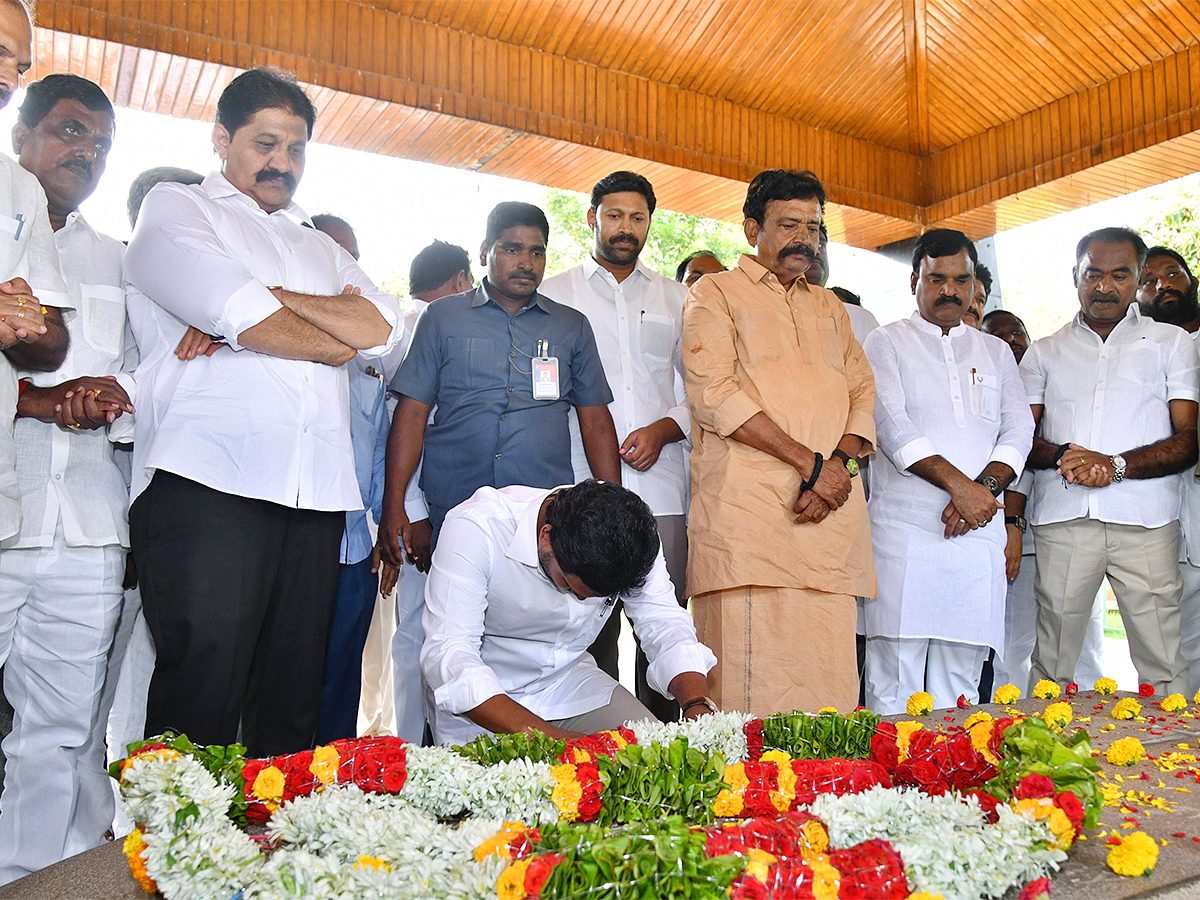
[1005,515,1028,533]
[831,449,851,465]
[1052,443,1070,466]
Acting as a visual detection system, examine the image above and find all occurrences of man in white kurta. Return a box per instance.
[862,230,1033,715]
[422,482,715,745]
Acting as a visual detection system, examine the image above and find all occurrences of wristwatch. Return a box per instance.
[831,448,860,477]
[975,474,1002,496]
[1110,454,1127,483]
[1005,515,1028,533]
[680,696,718,716]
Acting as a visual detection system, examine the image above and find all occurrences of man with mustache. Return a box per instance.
[860,230,1033,713]
[540,171,692,722]
[0,73,134,882]
[682,169,876,714]
[1139,247,1200,691]
[123,67,402,757]
[1021,228,1198,695]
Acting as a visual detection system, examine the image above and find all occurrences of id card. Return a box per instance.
[532,357,560,400]
[970,371,1000,422]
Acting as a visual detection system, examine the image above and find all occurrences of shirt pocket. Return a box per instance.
[816,316,844,370]
[735,309,788,363]
[1116,342,1162,393]
[638,312,674,363]
[970,372,1001,423]
[442,336,503,391]
[0,214,20,240]
[79,284,126,357]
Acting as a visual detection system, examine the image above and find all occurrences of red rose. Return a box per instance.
[244,802,272,824]
[728,875,769,900]
[241,759,267,799]
[963,789,1001,821]
[1140,683,1156,697]
[381,766,407,793]
[989,717,1015,756]
[577,792,603,822]
[1066,682,1079,697]
[1054,790,1085,834]
[1019,876,1051,899]
[1014,774,1056,800]
[524,853,564,897]
[743,788,777,818]
[744,719,764,760]
[910,760,941,787]
[957,694,971,709]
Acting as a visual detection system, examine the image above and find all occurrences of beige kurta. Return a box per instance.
[682,254,877,600]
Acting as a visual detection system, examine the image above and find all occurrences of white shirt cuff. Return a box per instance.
[433,663,507,716]
[893,437,938,474]
[221,280,283,351]
[645,643,717,700]
[989,445,1028,481]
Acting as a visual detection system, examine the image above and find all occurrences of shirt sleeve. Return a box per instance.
[567,313,615,408]
[834,296,876,450]
[124,184,281,351]
[621,552,716,696]
[404,453,430,522]
[1019,341,1047,405]
[863,327,936,474]
[332,241,402,359]
[989,344,1036,479]
[1165,329,1200,402]
[420,513,507,715]
[389,304,441,405]
[681,278,762,438]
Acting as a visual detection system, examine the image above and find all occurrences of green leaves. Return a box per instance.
[453,730,567,766]
[596,739,725,828]
[760,709,881,760]
[984,718,1103,828]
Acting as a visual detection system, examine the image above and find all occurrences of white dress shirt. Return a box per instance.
[862,313,1034,648]
[844,303,880,347]
[1020,304,1199,528]
[421,485,716,744]
[0,155,70,543]
[1179,331,1200,564]
[123,173,401,511]
[13,213,133,548]
[540,258,690,516]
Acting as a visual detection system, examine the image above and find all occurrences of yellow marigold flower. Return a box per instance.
[968,719,998,763]
[1043,701,1073,730]
[1106,737,1147,767]
[496,858,532,900]
[122,828,156,894]
[570,747,591,763]
[963,710,993,729]
[777,759,798,802]
[724,761,750,793]
[309,745,340,785]
[807,854,841,900]
[993,683,1022,704]
[769,790,790,812]
[1162,693,1187,712]
[1032,679,1061,699]
[118,747,181,781]
[745,847,777,881]
[1194,687,1200,705]
[1012,796,1052,820]
[1112,698,1142,720]
[549,765,583,822]
[252,765,286,805]
[895,721,923,761]
[906,691,934,715]
[761,749,792,765]
[799,819,830,857]
[1047,806,1075,849]
[818,706,838,714]
[1094,677,1119,695]
[713,788,744,817]
[607,729,629,749]
[474,822,528,863]
[355,855,391,872]
[1107,831,1159,877]
[908,894,946,900]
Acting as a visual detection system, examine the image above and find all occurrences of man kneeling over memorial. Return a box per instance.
[421,480,717,744]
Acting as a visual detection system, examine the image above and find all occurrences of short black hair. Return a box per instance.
[590,171,656,215]
[484,201,549,244]
[974,262,993,296]
[410,240,472,294]
[742,169,826,226]
[216,67,316,139]
[127,166,204,228]
[545,480,660,597]
[911,228,978,273]
[311,213,353,233]
[830,286,861,306]
[675,251,721,283]
[1145,245,1195,283]
[1075,227,1148,270]
[18,74,114,130]
[982,308,1026,330]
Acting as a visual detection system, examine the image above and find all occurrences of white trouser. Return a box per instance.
[391,564,428,744]
[1180,562,1200,694]
[102,586,155,836]
[993,554,1107,693]
[0,537,124,884]
[864,636,990,716]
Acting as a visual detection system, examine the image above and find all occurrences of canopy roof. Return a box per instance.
[29,0,1200,248]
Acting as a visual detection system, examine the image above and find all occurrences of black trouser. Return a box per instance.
[130,471,343,757]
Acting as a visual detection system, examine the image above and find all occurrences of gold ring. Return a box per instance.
[16,309,25,318]
[68,423,80,429]
[90,388,102,399]
[39,306,46,315]
[17,297,26,307]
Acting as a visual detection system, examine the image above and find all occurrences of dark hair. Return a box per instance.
[18,74,114,130]
[311,213,353,233]
[410,240,472,294]
[484,201,549,244]
[216,67,316,139]
[742,169,826,225]
[1075,227,1148,270]
[819,222,829,245]
[127,166,204,228]
[590,171,656,214]
[545,480,660,597]
[911,228,978,273]
[982,308,1026,329]
[830,286,861,306]
[1145,246,1195,283]
[675,251,722,283]
[974,262,993,296]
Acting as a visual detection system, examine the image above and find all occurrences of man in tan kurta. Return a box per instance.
[682,169,876,716]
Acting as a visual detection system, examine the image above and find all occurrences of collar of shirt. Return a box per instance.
[737,252,812,294]
[504,486,572,584]
[60,209,99,244]
[475,280,552,315]
[201,171,312,228]
[1070,301,1143,341]
[908,310,970,338]
[581,253,652,289]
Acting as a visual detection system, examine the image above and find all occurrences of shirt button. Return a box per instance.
[495,452,502,459]
[303,427,308,433]
[626,385,632,391]
[500,414,507,421]
[507,385,514,392]
[509,351,515,358]
[54,473,62,481]
[510,319,516,325]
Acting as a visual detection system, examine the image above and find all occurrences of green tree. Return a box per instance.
[540,187,748,279]
[1135,173,1200,268]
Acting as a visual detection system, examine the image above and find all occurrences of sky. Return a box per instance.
[0,92,1190,336]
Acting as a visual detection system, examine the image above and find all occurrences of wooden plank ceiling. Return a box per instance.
[27,0,1200,249]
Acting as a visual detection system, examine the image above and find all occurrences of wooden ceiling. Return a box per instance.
[27,0,1200,249]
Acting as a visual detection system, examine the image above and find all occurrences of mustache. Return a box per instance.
[1090,291,1120,303]
[608,233,639,246]
[1156,289,1186,304]
[256,168,297,190]
[935,296,963,306]
[779,243,816,260]
[62,158,92,179]
[508,270,537,280]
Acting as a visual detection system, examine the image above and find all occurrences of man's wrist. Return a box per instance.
[680,695,717,716]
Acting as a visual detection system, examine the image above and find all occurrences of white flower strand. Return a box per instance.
[626,711,752,763]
